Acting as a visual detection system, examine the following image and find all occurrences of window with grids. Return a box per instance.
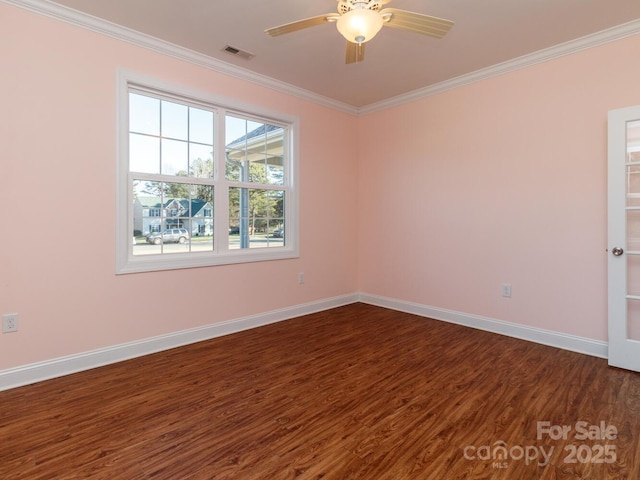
[117,73,298,273]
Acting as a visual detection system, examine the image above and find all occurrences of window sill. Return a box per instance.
[116,246,299,274]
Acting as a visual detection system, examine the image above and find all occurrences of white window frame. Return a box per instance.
[116,70,299,274]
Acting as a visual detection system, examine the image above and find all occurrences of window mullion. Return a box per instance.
[215,109,229,253]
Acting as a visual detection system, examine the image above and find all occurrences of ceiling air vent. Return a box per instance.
[222,45,255,60]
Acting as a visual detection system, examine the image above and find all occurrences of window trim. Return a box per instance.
[116,70,299,274]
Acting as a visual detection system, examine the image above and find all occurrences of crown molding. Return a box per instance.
[359,18,640,115]
[2,0,359,115]
[4,0,640,116]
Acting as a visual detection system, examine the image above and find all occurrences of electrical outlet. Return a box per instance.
[502,284,512,298]
[298,272,305,284]
[2,313,18,333]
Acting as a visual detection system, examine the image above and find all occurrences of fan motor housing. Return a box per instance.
[337,0,382,15]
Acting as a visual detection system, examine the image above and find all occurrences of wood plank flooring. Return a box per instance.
[1,303,639,479]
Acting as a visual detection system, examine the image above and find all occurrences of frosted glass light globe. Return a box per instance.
[336,9,384,44]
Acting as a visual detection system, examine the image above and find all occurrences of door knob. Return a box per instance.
[612,247,624,256]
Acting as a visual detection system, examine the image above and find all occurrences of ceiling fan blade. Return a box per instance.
[380,8,454,38]
[265,14,337,37]
[345,41,365,64]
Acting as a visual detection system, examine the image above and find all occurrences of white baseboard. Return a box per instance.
[0,293,359,391]
[1,292,609,391]
[358,293,609,359]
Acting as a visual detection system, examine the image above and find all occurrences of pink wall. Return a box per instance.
[0,4,358,369]
[3,3,640,373]
[358,34,640,341]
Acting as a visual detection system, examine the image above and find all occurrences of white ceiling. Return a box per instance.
[46,0,640,108]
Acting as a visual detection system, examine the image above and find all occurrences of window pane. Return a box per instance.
[189,143,214,179]
[161,100,188,140]
[134,180,162,200]
[228,186,242,247]
[251,162,268,184]
[133,181,163,256]
[190,185,214,251]
[266,128,285,185]
[628,254,640,296]
[251,189,269,217]
[267,163,284,186]
[161,139,188,176]
[268,219,285,246]
[164,195,188,227]
[628,298,640,341]
[628,210,640,252]
[271,190,285,220]
[190,107,214,144]
[225,115,246,145]
[130,93,159,135]
[193,184,214,206]
[164,182,191,203]
[226,115,246,181]
[627,164,640,207]
[192,185,214,214]
[225,153,242,182]
[191,228,213,251]
[130,133,160,174]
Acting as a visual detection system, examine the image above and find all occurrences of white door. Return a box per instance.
[608,105,640,371]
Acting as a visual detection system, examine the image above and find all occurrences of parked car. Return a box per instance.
[229,226,240,235]
[271,228,284,238]
[146,228,190,245]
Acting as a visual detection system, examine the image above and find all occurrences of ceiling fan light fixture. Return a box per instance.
[336,8,383,44]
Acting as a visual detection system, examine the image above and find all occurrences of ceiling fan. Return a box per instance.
[265,0,454,64]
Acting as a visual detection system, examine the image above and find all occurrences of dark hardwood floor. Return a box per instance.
[1,303,639,479]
